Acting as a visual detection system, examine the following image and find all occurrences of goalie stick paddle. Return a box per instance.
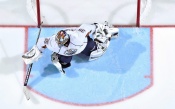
[23,22,43,100]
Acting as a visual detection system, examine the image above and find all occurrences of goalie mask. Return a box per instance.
[55,30,69,47]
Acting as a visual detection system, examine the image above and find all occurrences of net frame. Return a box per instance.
[27,0,143,27]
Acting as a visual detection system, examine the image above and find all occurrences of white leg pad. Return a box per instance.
[108,28,119,38]
[93,22,119,40]
[89,40,110,61]
[89,49,104,61]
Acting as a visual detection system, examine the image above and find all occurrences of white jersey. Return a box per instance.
[37,24,96,56]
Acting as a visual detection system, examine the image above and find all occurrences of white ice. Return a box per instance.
[0,0,175,109]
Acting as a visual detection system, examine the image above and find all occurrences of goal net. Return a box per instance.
[1,0,175,26]
[26,0,146,26]
[0,0,153,26]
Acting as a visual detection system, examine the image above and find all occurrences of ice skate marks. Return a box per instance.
[26,27,152,105]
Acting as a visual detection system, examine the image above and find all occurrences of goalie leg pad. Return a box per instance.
[108,28,119,38]
[93,22,119,39]
[89,40,110,61]
[89,49,104,61]
[22,45,42,64]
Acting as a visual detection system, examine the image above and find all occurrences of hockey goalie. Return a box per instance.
[22,21,119,74]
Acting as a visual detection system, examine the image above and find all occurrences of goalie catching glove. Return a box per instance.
[22,45,42,64]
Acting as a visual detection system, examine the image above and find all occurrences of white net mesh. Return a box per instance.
[140,0,152,24]
[26,0,37,23]
[1,0,175,25]
[26,0,139,25]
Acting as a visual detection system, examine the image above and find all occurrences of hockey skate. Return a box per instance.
[51,52,68,74]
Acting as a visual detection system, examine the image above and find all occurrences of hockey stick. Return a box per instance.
[23,22,43,100]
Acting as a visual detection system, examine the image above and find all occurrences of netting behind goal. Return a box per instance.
[26,0,141,26]
[1,0,175,26]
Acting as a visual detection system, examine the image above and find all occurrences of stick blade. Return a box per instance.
[23,86,30,100]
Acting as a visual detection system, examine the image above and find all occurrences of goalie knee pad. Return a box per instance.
[22,45,42,64]
[51,52,60,62]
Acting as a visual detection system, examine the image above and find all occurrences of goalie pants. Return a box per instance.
[58,36,97,65]
[81,36,97,56]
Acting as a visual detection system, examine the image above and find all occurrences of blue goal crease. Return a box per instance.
[27,27,151,105]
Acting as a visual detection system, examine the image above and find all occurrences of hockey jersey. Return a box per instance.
[37,24,96,56]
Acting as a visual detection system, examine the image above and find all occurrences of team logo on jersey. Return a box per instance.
[64,49,77,55]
